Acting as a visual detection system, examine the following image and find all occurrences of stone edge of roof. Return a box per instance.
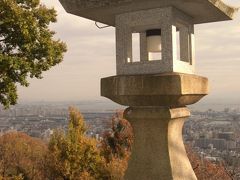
[208,0,239,19]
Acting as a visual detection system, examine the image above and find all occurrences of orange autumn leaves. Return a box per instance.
[0,132,47,179]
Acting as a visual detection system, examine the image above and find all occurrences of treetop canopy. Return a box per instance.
[0,0,67,108]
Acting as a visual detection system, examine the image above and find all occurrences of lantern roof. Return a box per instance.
[59,0,238,26]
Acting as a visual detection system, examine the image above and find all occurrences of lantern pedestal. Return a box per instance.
[101,73,208,180]
[123,106,196,180]
[101,73,208,107]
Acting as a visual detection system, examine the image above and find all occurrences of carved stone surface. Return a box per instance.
[123,106,197,180]
[101,73,209,106]
[59,0,237,26]
[67,0,133,9]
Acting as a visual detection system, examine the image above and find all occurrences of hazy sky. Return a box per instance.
[18,0,240,104]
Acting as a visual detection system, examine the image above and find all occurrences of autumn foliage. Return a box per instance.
[186,146,232,180]
[45,107,109,179]
[0,132,47,179]
[101,111,133,179]
[0,108,234,179]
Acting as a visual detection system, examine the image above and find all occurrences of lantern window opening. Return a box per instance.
[148,52,162,61]
[173,22,193,64]
[146,29,162,61]
[176,29,181,61]
[131,32,141,63]
[189,30,194,65]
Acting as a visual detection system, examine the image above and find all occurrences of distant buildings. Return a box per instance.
[0,104,114,141]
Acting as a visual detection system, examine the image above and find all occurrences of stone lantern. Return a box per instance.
[59,0,237,179]
[115,7,195,75]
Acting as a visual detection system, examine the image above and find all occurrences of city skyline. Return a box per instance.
[17,0,240,104]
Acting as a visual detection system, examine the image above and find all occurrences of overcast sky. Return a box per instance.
[17,0,240,104]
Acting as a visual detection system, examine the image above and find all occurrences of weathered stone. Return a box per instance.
[115,7,195,75]
[101,73,208,106]
[124,106,197,180]
[59,0,237,26]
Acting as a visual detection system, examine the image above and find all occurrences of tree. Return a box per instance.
[101,111,133,180]
[186,145,233,180]
[0,0,67,108]
[101,111,133,162]
[0,132,47,179]
[45,107,109,179]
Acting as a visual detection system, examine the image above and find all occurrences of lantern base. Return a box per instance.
[123,106,197,180]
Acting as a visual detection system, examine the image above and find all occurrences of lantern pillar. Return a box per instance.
[124,107,196,180]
